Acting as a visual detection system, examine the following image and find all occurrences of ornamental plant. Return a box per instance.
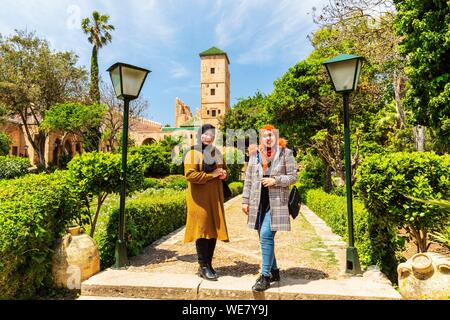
[355,152,450,253]
[67,151,145,237]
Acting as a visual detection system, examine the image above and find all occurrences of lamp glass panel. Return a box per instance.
[110,66,122,97]
[327,59,358,92]
[354,59,362,90]
[122,67,147,98]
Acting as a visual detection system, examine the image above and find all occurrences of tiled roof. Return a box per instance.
[199,46,230,64]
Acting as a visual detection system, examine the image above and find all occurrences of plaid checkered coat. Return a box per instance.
[242,146,297,231]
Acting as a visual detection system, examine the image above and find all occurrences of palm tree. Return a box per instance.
[81,11,115,103]
[81,11,114,151]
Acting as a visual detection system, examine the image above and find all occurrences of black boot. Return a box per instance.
[197,265,218,281]
[207,238,217,275]
[269,268,280,282]
[196,239,217,281]
[252,274,271,292]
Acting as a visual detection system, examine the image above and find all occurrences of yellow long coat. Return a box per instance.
[183,147,229,243]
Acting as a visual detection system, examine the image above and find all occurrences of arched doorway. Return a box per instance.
[52,139,61,166]
[64,140,73,157]
[142,138,156,145]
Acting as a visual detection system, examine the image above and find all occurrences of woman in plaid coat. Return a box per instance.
[242,124,297,291]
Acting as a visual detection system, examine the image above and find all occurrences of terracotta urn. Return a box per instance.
[397,252,450,300]
[52,226,100,289]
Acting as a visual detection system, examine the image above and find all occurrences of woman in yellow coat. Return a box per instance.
[183,124,229,281]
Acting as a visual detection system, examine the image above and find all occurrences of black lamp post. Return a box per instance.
[107,62,150,268]
[323,54,363,275]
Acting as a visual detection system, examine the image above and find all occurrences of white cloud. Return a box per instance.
[170,64,191,79]
[212,0,328,65]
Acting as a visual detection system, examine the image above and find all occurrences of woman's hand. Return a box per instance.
[242,204,249,215]
[261,177,276,187]
[218,169,227,180]
[211,168,223,178]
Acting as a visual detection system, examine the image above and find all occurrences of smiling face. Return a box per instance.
[201,128,215,145]
[261,129,277,148]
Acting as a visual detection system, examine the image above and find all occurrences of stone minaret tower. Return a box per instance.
[199,47,230,128]
[174,97,192,128]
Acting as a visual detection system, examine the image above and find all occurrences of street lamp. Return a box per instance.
[107,62,150,268]
[323,54,363,275]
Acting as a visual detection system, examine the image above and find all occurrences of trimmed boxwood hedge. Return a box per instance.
[0,171,79,299]
[96,189,186,268]
[305,188,402,282]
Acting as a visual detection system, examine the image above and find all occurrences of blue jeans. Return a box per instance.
[258,209,278,276]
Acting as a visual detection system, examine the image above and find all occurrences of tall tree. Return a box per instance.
[81,11,114,152]
[0,30,87,168]
[312,0,430,150]
[394,0,450,152]
[81,11,114,103]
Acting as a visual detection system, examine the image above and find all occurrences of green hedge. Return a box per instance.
[295,153,326,201]
[96,189,186,268]
[228,181,244,197]
[161,175,187,190]
[305,188,401,282]
[0,156,30,179]
[0,171,79,298]
[143,175,187,191]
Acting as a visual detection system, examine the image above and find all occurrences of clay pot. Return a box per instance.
[397,252,450,300]
[66,225,81,236]
[52,227,100,289]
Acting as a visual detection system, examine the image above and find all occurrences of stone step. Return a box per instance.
[81,269,402,300]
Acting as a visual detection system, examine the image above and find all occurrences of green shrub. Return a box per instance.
[229,181,244,197]
[0,156,30,179]
[223,147,245,183]
[142,175,187,191]
[0,132,11,156]
[162,174,187,190]
[143,177,164,190]
[96,189,186,268]
[0,171,80,298]
[130,144,172,177]
[295,152,326,202]
[305,188,402,282]
[355,152,450,253]
[67,151,145,238]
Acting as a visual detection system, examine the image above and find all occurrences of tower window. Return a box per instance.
[211,88,215,95]
[216,84,218,87]
[207,110,210,115]
[212,110,216,117]
[218,110,221,114]
[211,68,215,74]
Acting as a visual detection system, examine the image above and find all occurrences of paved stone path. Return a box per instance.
[80,195,402,300]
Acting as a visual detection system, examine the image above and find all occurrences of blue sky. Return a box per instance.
[0,0,328,126]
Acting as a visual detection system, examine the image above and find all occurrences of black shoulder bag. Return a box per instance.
[288,186,300,219]
[282,150,300,219]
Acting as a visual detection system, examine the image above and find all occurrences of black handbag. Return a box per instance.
[288,186,301,219]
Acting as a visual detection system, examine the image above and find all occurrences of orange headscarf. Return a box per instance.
[248,124,287,172]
